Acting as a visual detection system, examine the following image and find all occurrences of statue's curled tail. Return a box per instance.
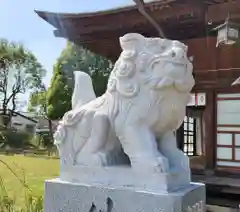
[54,71,97,164]
[71,71,96,109]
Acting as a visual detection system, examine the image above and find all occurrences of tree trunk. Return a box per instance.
[48,119,54,142]
[2,114,10,129]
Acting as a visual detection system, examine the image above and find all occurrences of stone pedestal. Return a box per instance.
[60,165,191,193]
[44,178,205,212]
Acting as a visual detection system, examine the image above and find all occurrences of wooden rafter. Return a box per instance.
[207,1,240,23]
[133,0,166,37]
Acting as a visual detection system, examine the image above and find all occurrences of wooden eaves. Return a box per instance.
[35,0,240,61]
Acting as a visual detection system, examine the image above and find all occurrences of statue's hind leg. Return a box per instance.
[119,125,169,172]
[76,112,111,166]
[159,131,190,172]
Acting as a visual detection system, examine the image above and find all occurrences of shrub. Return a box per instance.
[35,132,53,148]
[0,130,33,149]
[28,135,42,148]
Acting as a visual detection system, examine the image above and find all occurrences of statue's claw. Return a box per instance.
[156,156,169,173]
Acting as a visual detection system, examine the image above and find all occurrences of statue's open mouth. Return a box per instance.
[150,57,187,70]
[163,59,187,67]
[163,60,187,77]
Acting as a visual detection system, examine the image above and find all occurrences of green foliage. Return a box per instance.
[0,38,46,90]
[0,129,53,149]
[0,130,33,149]
[30,133,53,148]
[28,90,47,115]
[0,38,46,112]
[46,42,113,120]
[46,62,72,120]
[27,135,42,148]
[37,132,52,148]
[28,85,54,144]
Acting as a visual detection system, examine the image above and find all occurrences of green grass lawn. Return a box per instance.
[0,154,59,206]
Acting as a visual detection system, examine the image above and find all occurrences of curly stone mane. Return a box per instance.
[107,33,195,97]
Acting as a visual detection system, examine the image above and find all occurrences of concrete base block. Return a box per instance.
[44,178,206,212]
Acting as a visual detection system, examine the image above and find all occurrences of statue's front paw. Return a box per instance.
[156,156,169,173]
[180,154,190,170]
[171,151,190,171]
[95,152,111,166]
[62,154,74,165]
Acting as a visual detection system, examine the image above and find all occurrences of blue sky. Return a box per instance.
[0,0,137,109]
[0,0,135,87]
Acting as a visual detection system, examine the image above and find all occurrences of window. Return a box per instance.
[183,116,197,156]
[216,93,240,168]
[25,124,35,134]
[13,123,23,126]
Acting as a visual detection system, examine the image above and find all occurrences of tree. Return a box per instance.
[0,38,46,120]
[46,42,113,120]
[28,85,54,142]
[46,62,73,120]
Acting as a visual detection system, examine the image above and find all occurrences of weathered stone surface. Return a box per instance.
[60,165,190,193]
[44,179,205,212]
[54,33,195,175]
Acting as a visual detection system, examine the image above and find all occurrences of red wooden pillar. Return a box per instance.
[203,90,216,172]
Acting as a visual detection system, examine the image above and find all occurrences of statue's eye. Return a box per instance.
[171,52,176,57]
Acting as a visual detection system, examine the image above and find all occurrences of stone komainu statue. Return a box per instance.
[54,33,195,173]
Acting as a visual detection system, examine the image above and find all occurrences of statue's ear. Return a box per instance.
[119,33,145,52]
[189,56,194,62]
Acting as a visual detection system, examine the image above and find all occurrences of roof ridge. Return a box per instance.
[35,0,173,19]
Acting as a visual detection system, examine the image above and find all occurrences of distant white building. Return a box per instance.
[0,109,38,134]
[11,112,37,134]
[35,117,59,134]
